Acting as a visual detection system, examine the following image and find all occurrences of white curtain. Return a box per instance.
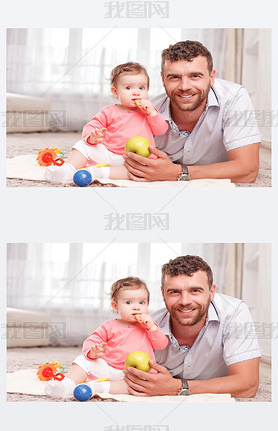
[7,242,271,359]
[7,243,228,346]
[225,29,271,148]
[242,29,272,148]
[240,243,271,361]
[6,28,228,131]
[7,28,270,144]
[225,243,271,360]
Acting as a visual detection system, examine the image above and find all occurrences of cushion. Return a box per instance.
[6,93,51,133]
[7,307,51,348]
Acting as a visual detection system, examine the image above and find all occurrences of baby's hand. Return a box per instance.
[88,342,108,359]
[138,313,157,332]
[135,99,157,117]
[88,128,107,145]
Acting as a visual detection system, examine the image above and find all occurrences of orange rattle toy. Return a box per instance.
[37,361,65,381]
[37,147,65,167]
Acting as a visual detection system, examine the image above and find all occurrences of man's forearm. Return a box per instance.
[187,374,258,398]
[188,160,257,183]
[187,143,260,183]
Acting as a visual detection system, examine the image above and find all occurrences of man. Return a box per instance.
[123,41,261,183]
[124,255,261,398]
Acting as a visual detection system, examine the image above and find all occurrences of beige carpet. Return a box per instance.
[6,346,271,402]
[6,154,235,188]
[7,369,235,403]
[6,132,271,187]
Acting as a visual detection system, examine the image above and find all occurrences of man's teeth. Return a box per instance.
[181,95,193,98]
[180,309,193,313]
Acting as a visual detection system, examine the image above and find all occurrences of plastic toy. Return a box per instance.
[73,163,110,187]
[37,147,65,167]
[80,377,109,384]
[53,373,65,381]
[73,384,92,402]
[73,169,92,187]
[73,378,109,401]
[37,361,65,381]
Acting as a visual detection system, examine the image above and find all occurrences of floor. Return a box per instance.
[259,145,271,165]
[6,132,272,187]
[259,360,271,379]
[6,346,272,402]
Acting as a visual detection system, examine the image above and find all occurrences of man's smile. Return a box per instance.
[178,94,195,99]
[177,308,196,314]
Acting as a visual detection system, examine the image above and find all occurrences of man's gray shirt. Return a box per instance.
[152,79,261,166]
[151,293,261,380]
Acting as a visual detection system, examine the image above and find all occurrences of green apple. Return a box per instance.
[125,350,151,372]
[125,136,151,158]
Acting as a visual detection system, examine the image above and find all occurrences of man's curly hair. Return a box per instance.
[161,40,213,74]
[161,255,213,288]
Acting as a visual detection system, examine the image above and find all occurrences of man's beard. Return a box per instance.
[167,296,211,327]
[168,82,211,112]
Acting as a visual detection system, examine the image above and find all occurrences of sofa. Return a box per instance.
[6,93,51,133]
[7,307,51,348]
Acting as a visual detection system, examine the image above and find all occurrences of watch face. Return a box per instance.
[179,388,190,396]
[179,174,190,181]
[178,380,190,396]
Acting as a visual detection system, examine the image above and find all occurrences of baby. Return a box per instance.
[45,276,168,398]
[45,62,168,183]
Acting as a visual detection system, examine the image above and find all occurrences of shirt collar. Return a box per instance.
[208,299,220,322]
[208,85,220,108]
[162,301,220,351]
[168,103,191,137]
[168,323,190,352]
[161,86,220,118]
[162,87,219,135]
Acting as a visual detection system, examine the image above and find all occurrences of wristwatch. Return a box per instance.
[177,379,191,396]
[178,165,191,181]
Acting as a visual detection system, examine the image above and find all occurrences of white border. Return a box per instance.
[1,0,278,430]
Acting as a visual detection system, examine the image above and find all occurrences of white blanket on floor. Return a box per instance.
[6,155,235,188]
[6,369,235,402]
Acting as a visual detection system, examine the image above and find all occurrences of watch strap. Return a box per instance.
[178,164,191,181]
[177,379,191,396]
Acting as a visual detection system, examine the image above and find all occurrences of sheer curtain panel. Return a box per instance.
[7,243,228,345]
[7,28,228,131]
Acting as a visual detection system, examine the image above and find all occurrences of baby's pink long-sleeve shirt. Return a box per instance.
[82,319,169,370]
[82,104,169,155]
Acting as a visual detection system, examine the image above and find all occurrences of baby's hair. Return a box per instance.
[110,276,150,303]
[110,62,150,89]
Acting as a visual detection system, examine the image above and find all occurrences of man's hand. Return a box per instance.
[123,145,181,182]
[123,360,181,396]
